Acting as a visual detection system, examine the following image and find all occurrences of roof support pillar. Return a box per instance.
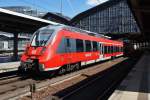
[13,33,18,61]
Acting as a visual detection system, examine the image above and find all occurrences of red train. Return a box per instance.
[19,25,123,75]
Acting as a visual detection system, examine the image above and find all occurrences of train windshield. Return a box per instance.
[31,29,54,46]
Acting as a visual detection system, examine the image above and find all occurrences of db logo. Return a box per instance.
[32,50,36,54]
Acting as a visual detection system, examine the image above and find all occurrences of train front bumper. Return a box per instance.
[20,59,45,72]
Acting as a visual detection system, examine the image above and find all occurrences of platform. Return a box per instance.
[109,53,150,100]
[0,61,20,73]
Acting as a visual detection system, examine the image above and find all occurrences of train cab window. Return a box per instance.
[76,39,84,52]
[31,29,54,46]
[93,41,98,51]
[85,40,92,52]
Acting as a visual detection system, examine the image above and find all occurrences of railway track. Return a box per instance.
[0,57,128,100]
[51,58,139,100]
[0,70,17,78]
[20,57,127,100]
[0,71,21,86]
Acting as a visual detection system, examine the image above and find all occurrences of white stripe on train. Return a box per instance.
[44,54,123,71]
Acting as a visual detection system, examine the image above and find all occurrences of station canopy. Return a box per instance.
[0,8,58,33]
[128,0,150,41]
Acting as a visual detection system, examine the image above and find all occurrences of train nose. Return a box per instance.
[19,59,34,72]
[18,59,45,74]
[27,47,47,56]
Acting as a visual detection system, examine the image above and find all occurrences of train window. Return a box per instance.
[76,39,84,52]
[107,46,109,53]
[111,46,113,53]
[101,44,104,54]
[85,40,92,52]
[57,37,76,53]
[66,38,70,47]
[104,46,107,54]
[108,46,110,54]
[69,38,76,52]
[117,47,119,52]
[116,47,118,52]
[108,46,110,53]
[118,47,120,52]
[65,38,76,53]
[57,38,66,53]
[113,46,115,53]
[93,41,98,51]
[115,46,117,52]
[109,46,111,53]
[120,47,122,52]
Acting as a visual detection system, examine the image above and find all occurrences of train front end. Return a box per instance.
[19,26,57,74]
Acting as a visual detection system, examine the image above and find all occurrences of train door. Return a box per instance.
[100,43,104,59]
[102,44,105,58]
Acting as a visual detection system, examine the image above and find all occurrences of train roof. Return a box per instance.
[41,24,111,38]
[40,24,122,45]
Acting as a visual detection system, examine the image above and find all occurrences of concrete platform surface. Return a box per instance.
[109,54,150,100]
[0,62,20,73]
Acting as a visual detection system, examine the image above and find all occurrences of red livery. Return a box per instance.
[19,25,123,74]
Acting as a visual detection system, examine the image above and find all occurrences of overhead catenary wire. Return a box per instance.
[21,0,50,12]
[66,0,76,14]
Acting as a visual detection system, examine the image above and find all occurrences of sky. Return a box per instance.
[0,0,109,18]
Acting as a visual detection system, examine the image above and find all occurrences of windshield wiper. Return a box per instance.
[41,40,46,46]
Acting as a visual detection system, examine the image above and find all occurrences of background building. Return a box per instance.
[0,32,30,51]
[42,12,70,25]
[2,6,46,17]
[0,6,45,53]
[70,0,140,34]
[0,1,141,53]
